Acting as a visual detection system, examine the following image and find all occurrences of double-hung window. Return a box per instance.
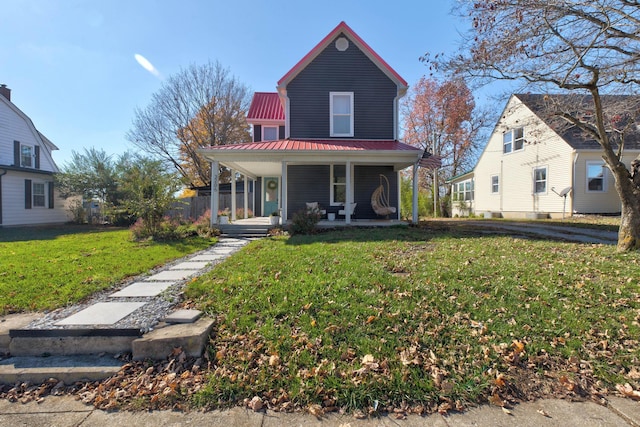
[491,175,499,193]
[453,179,474,201]
[533,167,547,194]
[503,127,524,154]
[586,161,606,192]
[21,144,33,168]
[330,92,353,137]
[330,164,346,205]
[32,182,46,207]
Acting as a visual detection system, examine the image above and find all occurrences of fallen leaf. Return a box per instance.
[537,409,551,418]
[502,406,513,415]
[616,383,640,401]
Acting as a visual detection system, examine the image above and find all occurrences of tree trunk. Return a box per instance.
[611,160,640,251]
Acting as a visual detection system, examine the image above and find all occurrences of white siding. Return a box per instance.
[473,96,575,218]
[1,170,71,226]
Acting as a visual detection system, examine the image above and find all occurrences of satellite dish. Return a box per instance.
[559,187,572,197]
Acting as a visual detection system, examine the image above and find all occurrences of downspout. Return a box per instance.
[572,151,578,215]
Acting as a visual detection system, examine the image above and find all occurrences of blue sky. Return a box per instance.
[2,0,501,167]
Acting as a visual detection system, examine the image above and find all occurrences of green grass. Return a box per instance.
[0,225,216,314]
[186,225,640,413]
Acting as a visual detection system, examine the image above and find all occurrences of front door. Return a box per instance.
[263,177,279,216]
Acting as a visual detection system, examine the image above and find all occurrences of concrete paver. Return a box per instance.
[169,261,211,270]
[55,302,147,326]
[607,397,640,426]
[163,309,202,323]
[144,270,197,282]
[189,254,224,261]
[109,281,174,298]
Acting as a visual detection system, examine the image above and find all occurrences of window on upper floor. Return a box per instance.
[21,144,33,168]
[263,126,278,141]
[491,175,499,193]
[586,161,607,192]
[330,92,353,137]
[533,166,547,194]
[503,127,524,154]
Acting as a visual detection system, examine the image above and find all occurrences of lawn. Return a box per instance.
[0,225,216,314]
[185,224,640,415]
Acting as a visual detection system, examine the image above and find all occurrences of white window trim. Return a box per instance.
[491,175,499,194]
[262,125,278,141]
[453,179,474,201]
[32,181,47,208]
[329,92,354,137]
[586,161,608,193]
[21,143,34,168]
[502,127,524,154]
[533,166,548,195]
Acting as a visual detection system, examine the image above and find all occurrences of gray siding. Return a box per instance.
[354,166,397,219]
[286,164,397,220]
[287,33,397,139]
[287,165,331,218]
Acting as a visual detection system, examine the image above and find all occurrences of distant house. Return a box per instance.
[0,85,71,226]
[449,94,640,218]
[199,22,425,224]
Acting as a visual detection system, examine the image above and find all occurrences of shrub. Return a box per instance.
[289,209,321,235]
[130,216,196,241]
[236,208,254,218]
[67,199,86,224]
[194,210,220,238]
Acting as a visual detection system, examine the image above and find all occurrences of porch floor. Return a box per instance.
[227,217,408,228]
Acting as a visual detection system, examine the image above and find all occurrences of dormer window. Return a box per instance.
[503,127,524,154]
[330,92,353,137]
[263,126,278,141]
[21,144,33,168]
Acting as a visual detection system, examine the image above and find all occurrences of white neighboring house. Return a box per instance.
[0,85,72,226]
[450,94,640,219]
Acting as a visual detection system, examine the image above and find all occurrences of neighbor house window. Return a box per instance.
[330,92,353,137]
[586,161,606,192]
[491,175,499,193]
[503,127,524,154]
[262,126,278,141]
[21,144,33,168]
[453,179,474,201]
[32,182,46,207]
[330,164,346,205]
[533,167,547,194]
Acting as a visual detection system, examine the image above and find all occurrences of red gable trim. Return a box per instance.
[202,139,420,152]
[277,21,408,89]
[247,92,285,121]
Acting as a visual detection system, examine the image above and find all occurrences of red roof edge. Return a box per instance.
[277,21,407,88]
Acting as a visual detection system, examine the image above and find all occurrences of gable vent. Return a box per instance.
[335,37,349,51]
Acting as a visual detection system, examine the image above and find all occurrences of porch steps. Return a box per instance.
[218,224,271,238]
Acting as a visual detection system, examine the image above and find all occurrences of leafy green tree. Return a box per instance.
[118,155,181,237]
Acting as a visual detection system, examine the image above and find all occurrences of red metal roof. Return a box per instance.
[203,139,420,152]
[247,92,285,121]
[277,21,408,88]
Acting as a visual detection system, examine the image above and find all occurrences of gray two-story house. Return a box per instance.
[200,22,422,224]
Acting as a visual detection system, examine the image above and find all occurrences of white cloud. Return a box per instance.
[134,54,161,78]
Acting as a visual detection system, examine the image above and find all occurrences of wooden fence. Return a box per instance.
[166,194,255,220]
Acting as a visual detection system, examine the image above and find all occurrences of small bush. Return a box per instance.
[194,210,220,238]
[235,208,254,218]
[289,209,321,235]
[67,199,86,224]
[130,216,196,241]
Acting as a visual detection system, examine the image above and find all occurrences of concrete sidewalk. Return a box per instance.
[0,395,639,426]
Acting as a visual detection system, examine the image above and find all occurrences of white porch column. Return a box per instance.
[345,161,352,225]
[281,161,287,223]
[210,160,219,226]
[412,164,419,224]
[231,169,237,221]
[243,176,249,219]
[252,179,256,217]
[397,170,402,221]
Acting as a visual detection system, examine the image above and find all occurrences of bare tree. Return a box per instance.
[127,61,252,188]
[431,0,640,251]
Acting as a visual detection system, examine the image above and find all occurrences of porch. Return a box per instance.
[220,217,408,237]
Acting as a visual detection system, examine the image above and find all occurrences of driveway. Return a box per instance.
[443,220,618,245]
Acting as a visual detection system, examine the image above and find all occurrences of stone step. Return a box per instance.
[0,354,123,385]
[132,317,214,361]
[8,329,141,357]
